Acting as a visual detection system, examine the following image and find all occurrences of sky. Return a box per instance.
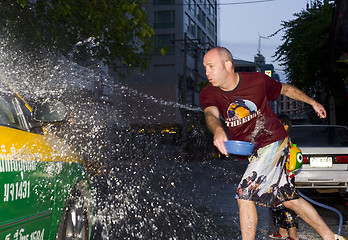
[218,0,309,82]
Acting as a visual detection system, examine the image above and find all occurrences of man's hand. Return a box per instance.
[204,106,229,156]
[312,101,326,118]
[213,127,229,156]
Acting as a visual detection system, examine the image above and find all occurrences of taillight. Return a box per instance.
[303,155,308,163]
[335,155,348,163]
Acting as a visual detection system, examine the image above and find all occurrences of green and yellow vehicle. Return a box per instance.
[0,81,92,240]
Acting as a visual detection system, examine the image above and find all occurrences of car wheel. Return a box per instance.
[57,181,92,240]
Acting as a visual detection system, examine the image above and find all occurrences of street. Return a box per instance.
[89,157,348,239]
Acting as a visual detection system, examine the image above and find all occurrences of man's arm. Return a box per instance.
[204,106,229,155]
[281,83,326,118]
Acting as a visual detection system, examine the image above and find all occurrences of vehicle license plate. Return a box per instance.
[310,157,333,168]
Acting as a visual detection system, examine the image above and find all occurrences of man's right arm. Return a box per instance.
[204,106,228,155]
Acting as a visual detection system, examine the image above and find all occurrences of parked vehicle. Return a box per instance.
[0,81,92,240]
[290,125,348,193]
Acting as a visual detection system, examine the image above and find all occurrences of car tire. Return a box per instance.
[57,181,92,240]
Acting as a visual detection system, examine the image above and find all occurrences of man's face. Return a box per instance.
[203,50,230,89]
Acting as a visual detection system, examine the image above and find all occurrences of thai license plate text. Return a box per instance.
[310,157,333,168]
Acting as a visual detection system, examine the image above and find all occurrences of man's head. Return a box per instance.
[203,47,235,90]
[215,46,234,65]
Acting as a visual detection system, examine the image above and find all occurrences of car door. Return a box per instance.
[0,92,54,239]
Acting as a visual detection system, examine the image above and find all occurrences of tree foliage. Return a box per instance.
[274,0,348,125]
[275,0,333,95]
[0,0,155,74]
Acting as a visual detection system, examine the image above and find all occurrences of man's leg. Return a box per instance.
[288,227,299,240]
[238,199,257,240]
[283,197,335,240]
[279,227,289,238]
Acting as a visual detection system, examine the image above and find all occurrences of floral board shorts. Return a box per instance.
[235,138,299,208]
[272,207,298,229]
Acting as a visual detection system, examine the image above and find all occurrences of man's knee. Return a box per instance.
[282,198,301,210]
[237,198,255,206]
[237,199,256,211]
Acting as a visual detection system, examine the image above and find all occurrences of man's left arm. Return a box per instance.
[280,83,326,119]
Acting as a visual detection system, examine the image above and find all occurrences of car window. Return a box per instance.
[15,95,44,134]
[333,127,348,146]
[0,94,28,131]
[290,126,348,147]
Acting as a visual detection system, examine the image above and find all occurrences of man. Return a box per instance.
[199,47,346,240]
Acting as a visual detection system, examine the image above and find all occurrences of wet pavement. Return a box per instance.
[295,190,348,240]
[90,157,348,239]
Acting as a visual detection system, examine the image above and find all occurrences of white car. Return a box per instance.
[290,125,348,193]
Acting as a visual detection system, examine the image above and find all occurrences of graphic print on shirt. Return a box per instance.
[225,99,261,127]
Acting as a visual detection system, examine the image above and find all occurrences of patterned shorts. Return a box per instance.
[272,207,298,229]
[235,138,299,208]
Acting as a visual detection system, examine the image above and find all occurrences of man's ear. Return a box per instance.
[225,60,233,70]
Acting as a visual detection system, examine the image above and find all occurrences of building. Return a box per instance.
[276,95,307,124]
[111,0,218,126]
[107,0,218,158]
[234,59,261,73]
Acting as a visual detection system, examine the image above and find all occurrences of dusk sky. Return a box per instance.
[218,0,309,81]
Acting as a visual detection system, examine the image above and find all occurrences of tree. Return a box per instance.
[274,0,348,125]
[0,0,155,75]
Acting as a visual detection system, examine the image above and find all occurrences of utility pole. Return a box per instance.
[182,32,188,105]
[172,33,210,105]
[257,33,269,55]
[172,34,211,157]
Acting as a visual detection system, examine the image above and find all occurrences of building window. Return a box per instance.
[202,12,206,26]
[202,32,206,43]
[185,14,190,33]
[192,0,197,16]
[200,0,207,9]
[202,0,208,10]
[189,19,197,37]
[154,34,175,52]
[153,0,174,5]
[208,1,214,15]
[185,15,198,38]
[208,19,214,35]
[197,7,203,24]
[154,11,175,29]
[185,0,191,10]
[207,37,214,48]
[197,27,203,41]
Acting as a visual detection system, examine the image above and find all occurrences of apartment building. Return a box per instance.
[115,0,217,105]
[276,95,307,124]
[107,0,218,156]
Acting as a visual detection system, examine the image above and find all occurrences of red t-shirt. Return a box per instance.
[199,72,287,149]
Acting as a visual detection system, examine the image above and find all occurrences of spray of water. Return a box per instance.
[5,37,326,239]
[0,37,235,239]
[6,36,331,240]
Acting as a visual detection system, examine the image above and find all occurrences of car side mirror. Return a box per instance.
[33,101,67,123]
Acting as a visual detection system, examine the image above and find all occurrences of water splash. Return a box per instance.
[91,161,221,239]
[0,37,231,239]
